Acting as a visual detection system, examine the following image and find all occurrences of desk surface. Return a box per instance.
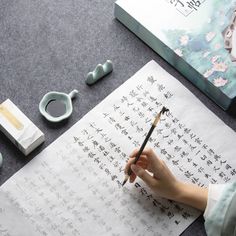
[0,0,235,235]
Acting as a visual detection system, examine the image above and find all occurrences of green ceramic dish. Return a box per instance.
[39,90,78,123]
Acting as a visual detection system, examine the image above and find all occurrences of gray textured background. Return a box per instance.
[0,0,235,235]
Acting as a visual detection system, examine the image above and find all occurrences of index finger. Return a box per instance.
[124,157,135,174]
[130,148,163,170]
[124,155,147,174]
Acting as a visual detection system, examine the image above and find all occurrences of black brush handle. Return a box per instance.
[127,125,155,176]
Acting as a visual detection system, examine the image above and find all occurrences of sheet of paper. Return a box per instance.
[0,60,236,236]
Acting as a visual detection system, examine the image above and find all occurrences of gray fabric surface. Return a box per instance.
[0,0,235,235]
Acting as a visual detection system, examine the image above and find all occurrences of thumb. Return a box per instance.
[131,164,156,187]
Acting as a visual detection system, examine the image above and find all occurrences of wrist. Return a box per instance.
[172,181,186,202]
[173,181,208,211]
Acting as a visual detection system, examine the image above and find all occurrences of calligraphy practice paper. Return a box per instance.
[0,61,236,236]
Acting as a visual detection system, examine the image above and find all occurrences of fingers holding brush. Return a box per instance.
[128,148,161,174]
[122,107,169,187]
[125,155,148,183]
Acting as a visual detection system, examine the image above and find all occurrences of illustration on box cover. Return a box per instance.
[164,1,236,98]
[222,9,236,63]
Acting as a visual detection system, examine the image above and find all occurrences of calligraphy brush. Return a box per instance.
[122,106,169,186]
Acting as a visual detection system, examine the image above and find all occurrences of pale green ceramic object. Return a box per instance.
[39,90,78,123]
[86,60,113,85]
[0,153,3,168]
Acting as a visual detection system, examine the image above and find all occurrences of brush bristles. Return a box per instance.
[153,106,169,126]
[161,106,169,115]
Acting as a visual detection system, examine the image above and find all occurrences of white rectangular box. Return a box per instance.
[0,99,45,155]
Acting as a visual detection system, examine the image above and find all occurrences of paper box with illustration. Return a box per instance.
[115,0,236,110]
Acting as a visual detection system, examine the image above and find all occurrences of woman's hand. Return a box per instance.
[125,148,208,211]
[125,148,180,200]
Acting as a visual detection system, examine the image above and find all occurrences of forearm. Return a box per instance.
[173,181,208,211]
